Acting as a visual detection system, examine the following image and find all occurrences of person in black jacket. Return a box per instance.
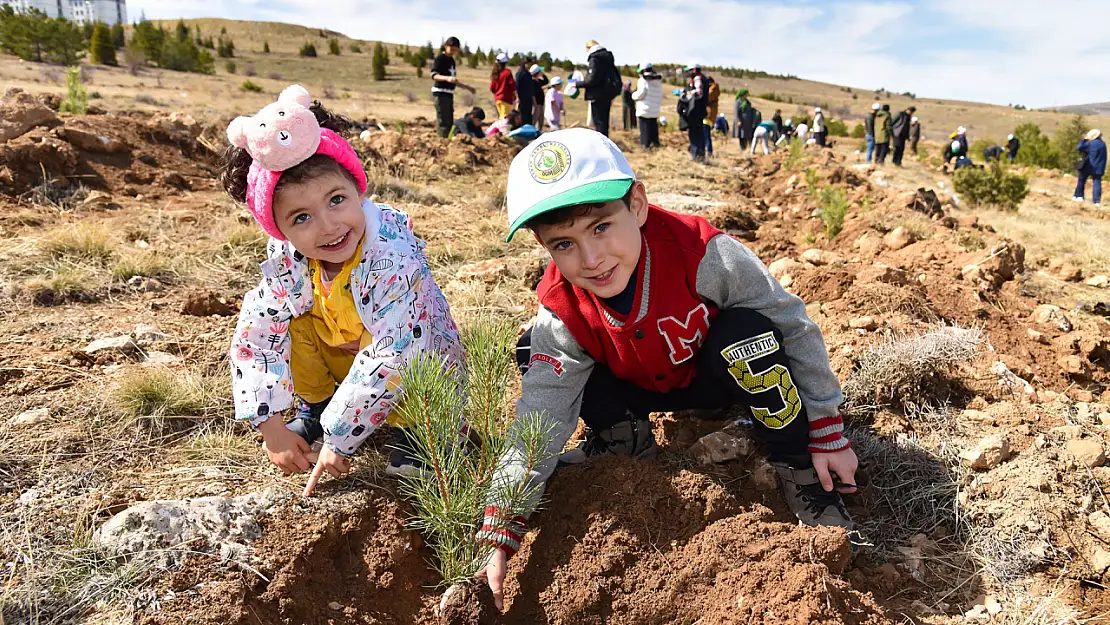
[576,40,620,137]
[891,105,915,166]
[452,107,486,138]
[772,110,783,135]
[684,64,709,161]
[430,37,475,138]
[1007,134,1021,162]
[515,59,536,128]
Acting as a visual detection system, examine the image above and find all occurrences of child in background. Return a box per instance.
[477,129,859,608]
[545,76,566,130]
[489,53,516,119]
[222,85,462,489]
[485,109,522,137]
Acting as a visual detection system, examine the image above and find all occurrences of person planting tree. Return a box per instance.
[476,128,860,610]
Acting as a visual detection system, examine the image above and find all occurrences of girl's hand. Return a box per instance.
[812,447,859,494]
[302,445,352,497]
[258,417,312,475]
[476,548,508,612]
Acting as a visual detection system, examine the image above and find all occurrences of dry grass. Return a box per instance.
[20,265,103,305]
[114,368,228,420]
[984,207,1110,273]
[38,226,116,264]
[110,251,174,282]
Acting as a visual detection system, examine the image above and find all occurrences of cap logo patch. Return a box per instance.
[528,141,571,184]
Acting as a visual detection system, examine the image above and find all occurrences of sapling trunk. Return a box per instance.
[395,316,556,586]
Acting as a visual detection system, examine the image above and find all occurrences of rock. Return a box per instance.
[1066,438,1105,468]
[1089,511,1110,539]
[81,190,121,210]
[882,226,916,251]
[768,257,804,280]
[10,407,50,426]
[54,126,127,153]
[182,291,238,317]
[1049,259,1084,282]
[959,434,1011,470]
[1058,355,1090,377]
[161,171,191,190]
[456,259,509,283]
[750,460,778,490]
[856,263,911,286]
[328,602,345,612]
[985,597,1003,616]
[1087,275,1109,288]
[133,324,168,345]
[142,351,181,367]
[800,249,843,266]
[1026,328,1049,344]
[0,90,60,142]
[83,335,138,356]
[849,316,878,331]
[1052,425,1084,440]
[94,490,286,566]
[961,409,996,426]
[1090,548,1110,575]
[688,430,754,465]
[905,188,944,217]
[1033,304,1073,332]
[126,275,164,292]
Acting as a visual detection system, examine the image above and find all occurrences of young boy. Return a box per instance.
[477,128,858,608]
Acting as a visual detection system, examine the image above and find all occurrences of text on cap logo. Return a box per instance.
[528,141,572,184]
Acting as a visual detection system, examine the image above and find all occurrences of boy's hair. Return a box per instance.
[443,36,460,49]
[220,101,355,204]
[525,186,634,232]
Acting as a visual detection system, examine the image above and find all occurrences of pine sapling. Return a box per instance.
[59,66,88,115]
[396,316,556,586]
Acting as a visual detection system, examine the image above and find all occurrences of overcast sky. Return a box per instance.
[127,0,1108,109]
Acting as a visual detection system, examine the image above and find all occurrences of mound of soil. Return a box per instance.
[358,125,521,177]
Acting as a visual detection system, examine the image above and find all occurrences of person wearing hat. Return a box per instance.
[683,63,709,161]
[621,79,637,131]
[631,62,663,149]
[544,76,566,130]
[531,64,549,131]
[1074,129,1106,206]
[1007,133,1021,163]
[431,37,476,138]
[955,126,969,158]
[865,102,880,163]
[515,58,538,128]
[909,116,922,159]
[703,76,720,157]
[574,40,622,137]
[452,106,486,138]
[475,128,860,610]
[734,89,760,151]
[873,104,893,165]
[891,105,917,166]
[812,106,826,147]
[489,52,516,120]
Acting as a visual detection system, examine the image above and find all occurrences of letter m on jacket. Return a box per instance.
[657,303,710,364]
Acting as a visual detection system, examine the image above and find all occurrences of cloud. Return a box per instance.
[127,0,1106,108]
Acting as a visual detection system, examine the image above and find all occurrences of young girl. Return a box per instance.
[544,76,565,131]
[488,53,516,120]
[222,85,462,488]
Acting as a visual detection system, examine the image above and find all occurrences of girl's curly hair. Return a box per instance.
[220,101,355,203]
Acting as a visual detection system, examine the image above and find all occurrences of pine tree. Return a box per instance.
[110,22,124,49]
[89,22,116,66]
[397,317,555,586]
[328,37,340,55]
[175,19,189,42]
[371,41,386,81]
[59,66,87,114]
[262,40,270,54]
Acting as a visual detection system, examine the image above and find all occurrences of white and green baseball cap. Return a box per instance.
[506,128,636,241]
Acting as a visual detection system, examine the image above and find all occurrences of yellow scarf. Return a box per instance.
[307,242,366,348]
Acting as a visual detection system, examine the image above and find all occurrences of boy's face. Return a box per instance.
[533,182,649,299]
[272,171,366,266]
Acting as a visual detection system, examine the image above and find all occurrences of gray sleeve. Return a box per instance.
[696,234,844,423]
[490,305,595,515]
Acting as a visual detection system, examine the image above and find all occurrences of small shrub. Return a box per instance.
[817,186,848,239]
[59,66,88,114]
[349,42,363,53]
[111,252,172,281]
[40,226,114,263]
[827,118,849,137]
[953,162,1029,211]
[22,267,100,305]
[758,92,785,103]
[262,41,270,54]
[299,42,317,58]
[328,38,341,55]
[372,42,387,81]
[240,79,264,93]
[785,138,805,170]
[851,123,865,139]
[224,60,237,74]
[89,22,117,66]
[134,93,158,105]
[115,369,219,418]
[804,168,819,196]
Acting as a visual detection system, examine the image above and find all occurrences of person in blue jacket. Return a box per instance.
[1074,129,1106,206]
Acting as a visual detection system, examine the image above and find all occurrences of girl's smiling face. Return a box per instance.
[272,170,365,266]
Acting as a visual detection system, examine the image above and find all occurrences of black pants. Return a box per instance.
[638,117,659,148]
[434,93,454,139]
[739,132,750,151]
[590,98,612,137]
[875,142,890,164]
[687,114,706,160]
[910,140,919,157]
[519,95,534,128]
[892,139,906,165]
[815,131,827,147]
[516,308,813,465]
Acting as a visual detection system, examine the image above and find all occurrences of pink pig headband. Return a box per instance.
[226,85,367,240]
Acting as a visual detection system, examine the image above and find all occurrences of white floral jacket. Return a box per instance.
[229,200,463,456]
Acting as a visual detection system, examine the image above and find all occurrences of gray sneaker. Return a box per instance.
[559,419,660,464]
[772,462,856,531]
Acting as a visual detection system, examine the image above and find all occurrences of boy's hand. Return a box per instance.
[302,446,351,497]
[476,548,508,612]
[258,417,312,475]
[812,448,859,494]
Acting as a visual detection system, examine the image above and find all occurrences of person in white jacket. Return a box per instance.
[812,106,827,147]
[631,62,663,149]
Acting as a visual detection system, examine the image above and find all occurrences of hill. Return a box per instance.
[1050,102,1110,116]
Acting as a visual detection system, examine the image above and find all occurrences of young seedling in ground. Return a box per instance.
[395,316,556,610]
